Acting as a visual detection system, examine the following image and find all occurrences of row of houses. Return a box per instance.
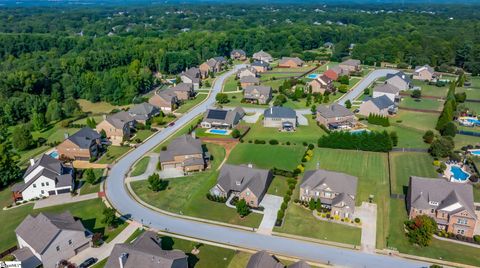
[308,59,362,95]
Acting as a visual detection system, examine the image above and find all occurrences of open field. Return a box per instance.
[132,144,263,227]
[398,96,443,111]
[97,146,132,164]
[176,93,208,114]
[227,143,305,170]
[77,99,130,114]
[130,156,150,177]
[389,152,438,195]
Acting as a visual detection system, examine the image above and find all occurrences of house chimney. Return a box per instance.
[248,163,253,168]
[64,132,69,139]
[103,114,107,120]
[30,159,35,166]
[191,130,196,139]
[119,253,128,268]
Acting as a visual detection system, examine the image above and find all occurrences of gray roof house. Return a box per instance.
[12,154,74,201]
[180,67,201,90]
[300,169,358,219]
[14,211,90,268]
[128,102,160,123]
[240,75,260,85]
[244,85,272,105]
[105,111,136,130]
[316,104,356,130]
[209,164,273,207]
[230,49,247,60]
[159,135,206,172]
[407,177,478,237]
[105,231,188,268]
[386,71,412,91]
[358,95,396,116]
[170,83,195,100]
[56,127,101,161]
[263,106,297,131]
[201,107,245,129]
[252,50,273,63]
[247,251,311,268]
[372,83,401,102]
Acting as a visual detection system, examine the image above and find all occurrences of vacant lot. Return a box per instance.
[97,146,131,164]
[399,96,443,111]
[389,152,437,195]
[77,99,130,114]
[227,143,305,170]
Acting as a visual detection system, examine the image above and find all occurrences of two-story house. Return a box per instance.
[209,164,273,208]
[308,74,333,94]
[199,57,227,78]
[230,49,247,60]
[170,83,195,101]
[385,71,412,91]
[338,59,361,74]
[358,95,396,117]
[11,154,74,201]
[159,134,206,172]
[237,67,258,79]
[180,67,201,90]
[240,76,260,89]
[201,107,245,129]
[251,60,270,73]
[95,111,135,145]
[252,50,273,63]
[372,83,401,103]
[263,106,297,131]
[56,127,101,161]
[148,88,179,113]
[316,104,356,130]
[407,176,478,238]
[413,65,435,81]
[299,169,358,219]
[244,85,272,105]
[128,102,160,124]
[14,211,90,268]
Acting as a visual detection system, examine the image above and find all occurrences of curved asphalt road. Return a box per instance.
[337,69,398,105]
[106,66,427,268]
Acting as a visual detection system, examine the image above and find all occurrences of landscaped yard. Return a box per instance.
[77,99,130,114]
[97,146,131,164]
[176,93,208,114]
[79,168,105,195]
[223,76,240,92]
[399,96,443,111]
[227,143,305,170]
[130,156,150,177]
[266,176,290,197]
[132,129,156,142]
[132,143,263,227]
[389,152,437,195]
[71,115,104,126]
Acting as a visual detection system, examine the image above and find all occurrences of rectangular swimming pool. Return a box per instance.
[208,129,229,135]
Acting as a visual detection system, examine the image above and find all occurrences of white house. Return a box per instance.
[11,154,74,201]
[372,83,401,103]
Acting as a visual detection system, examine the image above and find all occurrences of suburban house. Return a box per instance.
[407,176,478,238]
[14,211,91,268]
[11,154,74,201]
[209,164,273,207]
[201,107,245,129]
[170,83,195,101]
[338,59,361,73]
[128,102,160,124]
[300,169,358,219]
[358,95,396,117]
[330,66,349,77]
[263,106,297,131]
[244,85,272,104]
[251,60,270,73]
[323,69,339,81]
[148,89,178,113]
[56,127,101,161]
[247,250,311,268]
[105,231,188,268]
[252,50,273,63]
[385,71,412,91]
[180,67,201,90]
[372,83,401,103]
[230,49,247,60]
[237,67,258,79]
[96,111,136,145]
[240,75,260,88]
[413,65,435,81]
[316,104,356,130]
[278,57,305,68]
[199,57,227,78]
[308,74,333,94]
[159,134,206,172]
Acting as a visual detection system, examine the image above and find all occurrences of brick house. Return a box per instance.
[148,89,178,113]
[159,135,206,172]
[230,49,247,60]
[95,111,135,145]
[56,127,101,161]
[338,59,361,73]
[308,74,333,94]
[316,104,356,130]
[358,95,396,117]
[413,65,435,81]
[240,75,260,88]
[278,57,304,68]
[244,85,272,104]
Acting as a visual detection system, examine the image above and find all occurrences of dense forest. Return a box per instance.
[0,3,479,186]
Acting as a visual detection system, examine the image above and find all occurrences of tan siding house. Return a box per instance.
[95,112,135,145]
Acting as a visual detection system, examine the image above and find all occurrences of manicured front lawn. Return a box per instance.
[266,176,290,197]
[97,146,131,164]
[399,96,443,111]
[223,76,240,92]
[130,156,150,177]
[176,93,208,114]
[227,252,252,268]
[389,152,438,195]
[132,129,156,142]
[227,143,305,170]
[132,144,263,227]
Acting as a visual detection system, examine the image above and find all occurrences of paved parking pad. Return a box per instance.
[257,194,283,235]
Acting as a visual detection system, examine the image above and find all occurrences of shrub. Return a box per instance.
[308,199,316,210]
[354,218,361,223]
[148,173,169,192]
[474,235,480,243]
[308,144,314,150]
[286,141,291,145]
[404,215,437,247]
[269,139,279,145]
[367,114,390,127]
[161,146,167,151]
[254,139,266,144]
[236,199,250,217]
[318,131,393,152]
[231,129,241,138]
[423,130,435,144]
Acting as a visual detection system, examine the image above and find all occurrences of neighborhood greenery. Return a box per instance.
[317,131,393,152]
[148,173,169,192]
[367,114,390,127]
[404,215,438,247]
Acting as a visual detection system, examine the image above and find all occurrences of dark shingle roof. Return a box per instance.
[251,60,269,68]
[264,106,296,119]
[365,95,395,110]
[288,260,311,268]
[106,111,135,129]
[231,49,246,56]
[12,247,42,268]
[217,164,272,198]
[301,169,358,197]
[66,127,100,149]
[159,135,203,162]
[386,71,412,84]
[246,251,284,268]
[240,76,260,83]
[373,83,400,94]
[316,104,353,118]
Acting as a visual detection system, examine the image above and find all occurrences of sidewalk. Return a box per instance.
[69,221,141,265]
[33,193,99,209]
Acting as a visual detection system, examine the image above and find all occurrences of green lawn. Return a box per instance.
[242,116,327,144]
[454,134,480,149]
[266,176,290,197]
[389,152,437,195]
[393,110,438,132]
[130,156,150,177]
[97,146,131,164]
[399,96,443,111]
[224,92,270,108]
[411,80,449,98]
[133,129,156,142]
[227,252,252,268]
[71,115,104,126]
[31,123,80,144]
[366,123,430,149]
[79,168,104,195]
[260,79,285,91]
[462,101,480,114]
[124,228,145,243]
[227,143,305,171]
[176,93,208,114]
[77,99,130,114]
[18,145,50,166]
[458,84,480,101]
[316,61,339,72]
[304,148,389,249]
[152,115,203,153]
[132,144,263,227]
[223,76,240,92]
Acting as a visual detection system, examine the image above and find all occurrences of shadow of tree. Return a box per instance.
[186,253,200,268]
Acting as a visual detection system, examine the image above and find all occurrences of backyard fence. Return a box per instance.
[457,130,480,137]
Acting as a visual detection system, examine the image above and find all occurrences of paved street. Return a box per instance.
[105,66,428,268]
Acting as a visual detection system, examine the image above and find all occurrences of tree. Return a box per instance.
[100,129,107,139]
[102,207,117,228]
[231,129,241,138]
[236,199,250,217]
[12,125,33,151]
[310,104,317,114]
[45,100,63,122]
[423,130,435,144]
[148,173,169,192]
[273,94,287,106]
[429,136,455,157]
[345,100,352,109]
[404,215,437,247]
[338,84,348,93]
[0,142,21,188]
[411,90,421,98]
[390,131,398,146]
[84,168,97,184]
[308,198,316,210]
[63,98,81,117]
[454,92,466,103]
[86,117,97,128]
[440,122,457,137]
[31,112,46,131]
[338,75,349,85]
[215,93,229,104]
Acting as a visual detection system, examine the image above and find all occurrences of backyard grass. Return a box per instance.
[31,124,80,143]
[77,99,130,114]
[366,123,430,149]
[266,176,290,197]
[71,115,104,126]
[411,80,449,98]
[458,85,480,101]
[227,143,305,170]
[454,134,480,149]
[304,148,389,249]
[462,100,480,114]
[389,152,438,195]
[398,96,443,111]
[316,61,339,72]
[132,144,263,227]
[97,146,131,164]
[176,93,208,114]
[223,76,240,92]
[224,92,270,108]
[18,145,50,166]
[130,156,150,177]
[79,169,104,195]
[392,110,439,132]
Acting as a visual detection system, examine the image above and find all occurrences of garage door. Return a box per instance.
[75,242,90,254]
[162,164,176,169]
[57,188,71,194]
[48,190,56,195]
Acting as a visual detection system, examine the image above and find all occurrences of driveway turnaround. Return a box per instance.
[105,65,428,268]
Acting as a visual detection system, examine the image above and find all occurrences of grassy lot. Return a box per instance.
[32,124,80,143]
[462,101,480,114]
[398,96,443,111]
[304,148,389,249]
[266,176,290,197]
[388,199,480,266]
[77,99,130,114]
[224,92,270,108]
[260,79,285,91]
[366,123,430,149]
[411,80,449,98]
[176,93,208,114]
[458,86,480,101]
[242,116,326,144]
[389,152,437,195]
[132,129,156,142]
[223,76,240,92]
[316,61,339,72]
[97,146,131,164]
[132,144,263,227]
[18,145,50,166]
[227,143,305,170]
[392,110,438,132]
[130,156,150,177]
[152,115,203,153]
[0,190,127,252]
[79,168,104,195]
[454,134,480,149]
[71,115,104,126]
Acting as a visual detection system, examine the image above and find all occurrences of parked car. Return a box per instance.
[168,122,175,127]
[78,257,97,268]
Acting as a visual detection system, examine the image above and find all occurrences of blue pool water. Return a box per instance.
[450,166,470,181]
[471,150,480,156]
[209,129,229,135]
[350,129,370,135]
[49,151,59,159]
[307,74,319,79]
[466,118,480,125]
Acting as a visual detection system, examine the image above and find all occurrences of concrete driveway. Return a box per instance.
[257,194,283,235]
[158,168,185,179]
[355,202,378,253]
[34,193,98,209]
[243,112,261,123]
[128,153,159,181]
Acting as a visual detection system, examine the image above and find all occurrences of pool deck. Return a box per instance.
[444,163,471,183]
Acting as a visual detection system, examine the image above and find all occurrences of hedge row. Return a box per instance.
[318,131,393,152]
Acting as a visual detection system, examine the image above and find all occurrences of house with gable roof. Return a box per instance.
[372,83,401,103]
[148,88,179,113]
[56,127,101,161]
[199,57,227,78]
[201,107,245,129]
[230,49,247,60]
[95,111,136,145]
[159,134,206,172]
[358,95,396,117]
[128,102,160,124]
[180,67,201,90]
[308,74,333,94]
[413,65,435,81]
[278,57,305,68]
[316,104,356,130]
[244,85,272,104]
[385,71,412,91]
[247,250,311,268]
[251,60,270,73]
[252,50,273,63]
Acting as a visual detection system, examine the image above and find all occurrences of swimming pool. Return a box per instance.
[207,129,230,135]
[466,118,480,125]
[49,151,59,159]
[469,150,480,156]
[450,166,470,181]
[350,129,370,135]
[307,74,319,79]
